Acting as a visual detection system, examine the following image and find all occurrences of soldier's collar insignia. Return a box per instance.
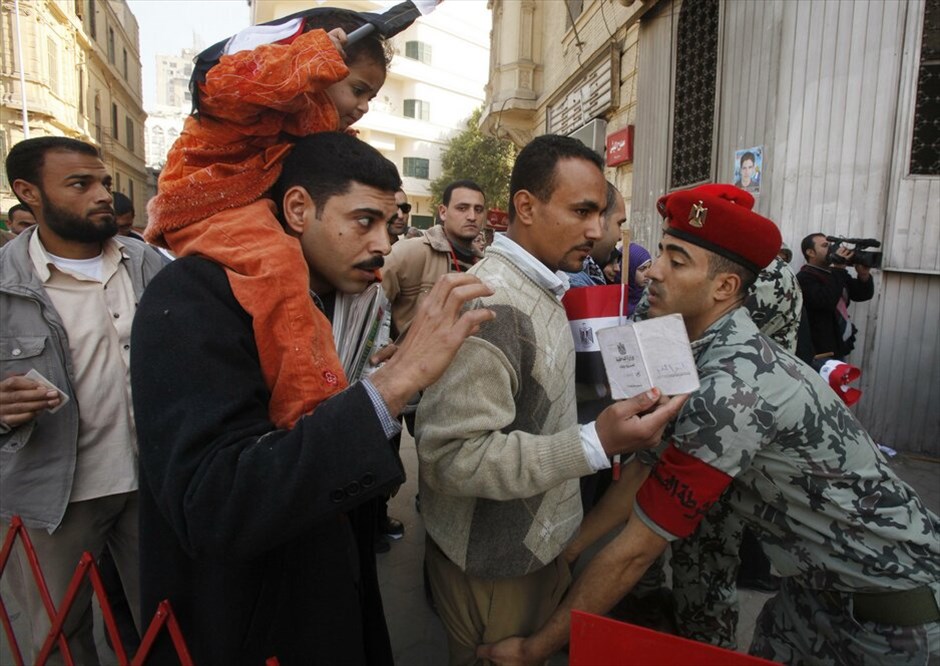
[689,201,707,228]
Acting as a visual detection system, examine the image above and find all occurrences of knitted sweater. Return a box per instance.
[416,246,594,579]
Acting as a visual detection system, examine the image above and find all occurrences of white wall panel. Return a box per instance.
[856,273,940,455]
[630,0,677,253]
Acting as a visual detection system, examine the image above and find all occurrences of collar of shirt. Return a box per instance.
[690,307,754,361]
[490,233,570,299]
[802,263,832,275]
[29,231,128,284]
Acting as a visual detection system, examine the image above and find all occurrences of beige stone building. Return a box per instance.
[1,0,147,226]
[481,0,654,229]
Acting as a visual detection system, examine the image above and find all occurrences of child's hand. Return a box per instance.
[327,28,348,60]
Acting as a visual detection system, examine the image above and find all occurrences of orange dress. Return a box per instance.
[146,29,350,429]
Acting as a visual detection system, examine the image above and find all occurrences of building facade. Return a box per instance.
[143,46,198,170]
[630,0,938,455]
[484,0,940,454]
[480,0,654,239]
[1,0,147,225]
[250,0,491,228]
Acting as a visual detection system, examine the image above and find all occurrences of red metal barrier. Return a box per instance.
[569,610,778,666]
[0,516,195,665]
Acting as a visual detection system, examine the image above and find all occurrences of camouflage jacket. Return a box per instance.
[634,306,940,593]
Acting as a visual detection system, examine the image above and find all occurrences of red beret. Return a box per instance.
[656,184,781,274]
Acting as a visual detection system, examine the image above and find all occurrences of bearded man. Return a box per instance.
[1,136,166,662]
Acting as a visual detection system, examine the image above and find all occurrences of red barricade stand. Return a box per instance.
[0,516,199,665]
[569,610,778,666]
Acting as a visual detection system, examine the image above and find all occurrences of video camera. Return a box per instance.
[826,236,882,269]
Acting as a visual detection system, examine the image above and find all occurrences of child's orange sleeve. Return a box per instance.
[199,29,349,124]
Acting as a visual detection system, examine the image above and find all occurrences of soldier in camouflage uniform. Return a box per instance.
[478,184,940,666]
[630,254,805,648]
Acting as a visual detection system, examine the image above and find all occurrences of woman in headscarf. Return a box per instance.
[626,243,653,314]
[604,243,652,315]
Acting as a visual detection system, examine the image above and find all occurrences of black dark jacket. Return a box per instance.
[131,257,402,665]
[796,264,874,358]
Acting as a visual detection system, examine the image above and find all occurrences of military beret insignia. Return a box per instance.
[655,184,781,273]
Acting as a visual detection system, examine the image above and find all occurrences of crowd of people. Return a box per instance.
[1,8,937,666]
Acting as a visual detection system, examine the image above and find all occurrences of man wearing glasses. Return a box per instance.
[389,189,410,246]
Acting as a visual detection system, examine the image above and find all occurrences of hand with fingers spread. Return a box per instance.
[370,272,495,415]
[0,375,62,429]
[595,388,689,457]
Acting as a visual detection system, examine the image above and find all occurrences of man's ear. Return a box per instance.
[12,179,41,210]
[712,271,742,304]
[512,190,536,227]
[437,202,447,221]
[282,186,314,235]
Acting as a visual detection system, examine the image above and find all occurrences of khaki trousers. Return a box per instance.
[425,536,571,666]
[2,492,141,665]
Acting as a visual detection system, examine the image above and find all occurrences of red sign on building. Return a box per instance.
[606,126,635,166]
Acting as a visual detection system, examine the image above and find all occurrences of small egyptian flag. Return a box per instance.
[562,284,628,385]
[819,360,862,406]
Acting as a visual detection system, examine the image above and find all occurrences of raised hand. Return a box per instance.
[370,272,494,415]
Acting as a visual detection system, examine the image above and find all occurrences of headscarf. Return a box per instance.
[627,243,652,315]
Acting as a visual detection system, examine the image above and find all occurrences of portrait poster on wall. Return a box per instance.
[733,146,763,196]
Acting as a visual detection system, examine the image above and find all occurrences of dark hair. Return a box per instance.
[740,151,756,167]
[8,203,31,218]
[442,180,485,207]
[603,181,619,221]
[274,132,401,216]
[801,232,824,260]
[304,8,392,68]
[6,137,100,193]
[508,135,605,222]
[708,252,757,296]
[112,192,134,216]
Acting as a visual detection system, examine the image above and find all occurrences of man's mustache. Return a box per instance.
[354,256,385,271]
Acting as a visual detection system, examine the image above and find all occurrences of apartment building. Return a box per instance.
[143,46,198,170]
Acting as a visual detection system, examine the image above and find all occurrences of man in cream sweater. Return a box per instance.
[415,134,688,664]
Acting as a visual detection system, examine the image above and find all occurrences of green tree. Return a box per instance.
[429,106,517,211]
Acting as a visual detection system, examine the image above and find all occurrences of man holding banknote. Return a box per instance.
[1,136,167,663]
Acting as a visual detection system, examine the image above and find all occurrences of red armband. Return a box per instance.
[636,444,733,539]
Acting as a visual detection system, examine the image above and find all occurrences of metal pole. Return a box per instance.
[13,0,30,139]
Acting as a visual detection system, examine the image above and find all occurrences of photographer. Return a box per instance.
[797,233,874,360]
